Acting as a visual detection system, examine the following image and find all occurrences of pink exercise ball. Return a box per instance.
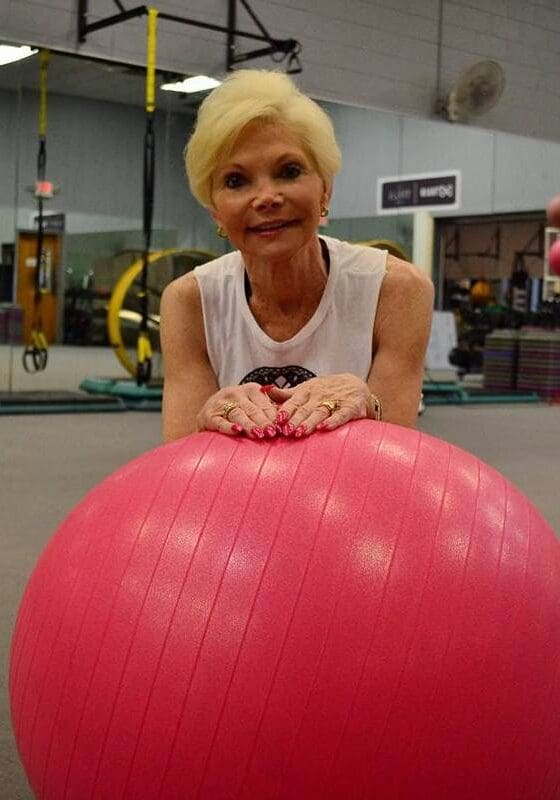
[549,239,560,277]
[548,193,560,228]
[9,421,560,799]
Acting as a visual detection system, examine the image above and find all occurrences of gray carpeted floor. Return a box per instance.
[1,403,559,798]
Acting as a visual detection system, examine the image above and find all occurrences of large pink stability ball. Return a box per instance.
[9,421,560,800]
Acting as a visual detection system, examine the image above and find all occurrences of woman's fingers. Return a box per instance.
[281,400,365,436]
[204,405,276,439]
[225,403,277,439]
[249,386,278,425]
[266,385,293,405]
[201,380,369,440]
[206,417,245,436]
[199,383,279,439]
[288,402,340,435]
[315,405,358,432]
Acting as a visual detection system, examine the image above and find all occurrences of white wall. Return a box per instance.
[0,0,559,141]
[0,88,18,245]
[323,100,560,219]
[2,87,560,257]
[0,87,203,244]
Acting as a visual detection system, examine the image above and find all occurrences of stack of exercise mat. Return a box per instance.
[517,328,560,399]
[482,329,519,391]
[483,327,560,398]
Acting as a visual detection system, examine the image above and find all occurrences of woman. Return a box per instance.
[161,70,434,442]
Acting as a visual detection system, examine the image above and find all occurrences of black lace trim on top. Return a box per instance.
[240,365,316,388]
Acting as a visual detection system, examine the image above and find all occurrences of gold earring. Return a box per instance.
[320,206,329,217]
[217,226,227,239]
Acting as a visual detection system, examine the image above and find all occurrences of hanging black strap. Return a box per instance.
[23,50,50,374]
[136,7,158,386]
[141,115,155,326]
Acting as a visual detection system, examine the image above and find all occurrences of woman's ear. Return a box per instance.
[322,179,333,209]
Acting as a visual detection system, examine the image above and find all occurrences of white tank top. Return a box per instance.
[193,235,387,388]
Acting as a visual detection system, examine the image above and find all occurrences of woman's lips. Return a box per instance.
[248,220,297,235]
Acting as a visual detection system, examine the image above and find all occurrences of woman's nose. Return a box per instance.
[252,179,283,210]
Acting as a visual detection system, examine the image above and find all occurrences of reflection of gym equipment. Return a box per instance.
[133,7,159,385]
[16,230,61,354]
[469,278,492,305]
[544,227,560,301]
[106,248,216,379]
[22,49,57,373]
[81,0,303,385]
[63,285,111,346]
[423,310,541,407]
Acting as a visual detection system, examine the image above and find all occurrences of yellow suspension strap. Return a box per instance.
[23,49,50,373]
[136,7,158,386]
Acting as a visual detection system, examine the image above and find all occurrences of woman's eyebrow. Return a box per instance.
[217,162,245,174]
[274,151,306,163]
[216,152,307,178]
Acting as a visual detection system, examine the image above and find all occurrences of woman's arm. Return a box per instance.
[266,256,434,433]
[367,255,434,427]
[160,274,279,442]
[160,274,219,442]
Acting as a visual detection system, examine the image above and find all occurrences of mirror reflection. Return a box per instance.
[0,46,557,403]
[0,48,415,391]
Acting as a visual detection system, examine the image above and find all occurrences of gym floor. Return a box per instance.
[1,399,559,798]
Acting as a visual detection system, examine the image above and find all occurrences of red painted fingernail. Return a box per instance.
[232,423,243,434]
[282,422,296,436]
[316,421,328,431]
[251,426,265,439]
[294,424,307,438]
[260,384,275,394]
[264,425,277,438]
[276,410,289,425]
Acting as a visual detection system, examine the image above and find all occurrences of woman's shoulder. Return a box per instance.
[322,236,388,272]
[192,249,242,279]
[161,270,202,317]
[379,255,434,318]
[162,249,244,318]
[385,255,433,292]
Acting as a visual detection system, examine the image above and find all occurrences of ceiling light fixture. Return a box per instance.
[0,45,38,66]
[160,75,221,94]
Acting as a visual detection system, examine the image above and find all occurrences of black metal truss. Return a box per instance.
[77,0,302,73]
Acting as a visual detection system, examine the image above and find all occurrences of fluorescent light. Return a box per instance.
[161,75,221,94]
[0,45,38,66]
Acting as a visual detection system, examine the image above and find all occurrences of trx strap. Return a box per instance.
[23,49,50,373]
[136,6,158,386]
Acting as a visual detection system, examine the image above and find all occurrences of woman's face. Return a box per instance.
[210,120,330,260]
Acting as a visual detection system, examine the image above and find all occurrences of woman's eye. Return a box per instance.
[224,173,245,189]
[281,163,303,179]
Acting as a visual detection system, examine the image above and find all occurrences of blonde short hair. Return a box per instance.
[185,70,342,208]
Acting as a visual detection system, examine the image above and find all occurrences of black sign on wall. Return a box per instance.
[32,212,66,233]
[377,171,460,215]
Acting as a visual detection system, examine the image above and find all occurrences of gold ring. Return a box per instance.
[317,399,341,416]
[219,401,239,420]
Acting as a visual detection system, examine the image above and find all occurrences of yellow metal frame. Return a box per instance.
[107,248,216,377]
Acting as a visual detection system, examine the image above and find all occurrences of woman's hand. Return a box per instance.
[266,374,373,437]
[196,382,278,439]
